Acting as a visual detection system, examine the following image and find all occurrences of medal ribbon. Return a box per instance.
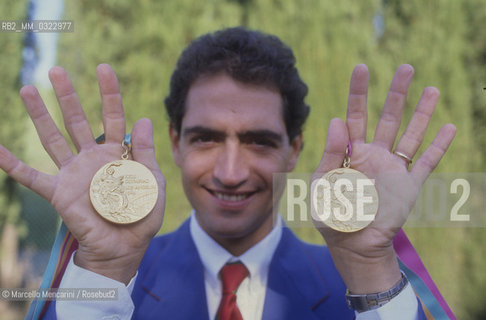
[394,229,456,319]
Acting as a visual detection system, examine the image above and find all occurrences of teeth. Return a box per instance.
[215,192,248,202]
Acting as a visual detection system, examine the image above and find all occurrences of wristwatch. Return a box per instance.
[345,271,409,313]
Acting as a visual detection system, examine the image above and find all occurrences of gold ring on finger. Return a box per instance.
[393,151,413,165]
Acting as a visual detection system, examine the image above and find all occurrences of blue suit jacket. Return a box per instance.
[131,220,355,319]
[44,219,426,319]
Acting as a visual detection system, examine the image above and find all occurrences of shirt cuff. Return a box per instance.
[56,251,137,320]
[355,282,419,320]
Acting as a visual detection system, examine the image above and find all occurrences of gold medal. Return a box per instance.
[311,145,379,232]
[89,138,158,224]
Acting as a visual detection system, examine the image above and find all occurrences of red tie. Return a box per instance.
[216,262,249,320]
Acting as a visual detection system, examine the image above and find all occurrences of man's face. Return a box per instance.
[170,73,302,253]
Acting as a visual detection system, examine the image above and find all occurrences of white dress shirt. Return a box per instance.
[56,213,419,320]
[189,211,282,320]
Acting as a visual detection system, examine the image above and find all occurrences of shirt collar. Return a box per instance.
[189,211,282,289]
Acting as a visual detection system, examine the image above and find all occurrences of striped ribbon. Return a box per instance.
[394,229,456,319]
[26,222,78,319]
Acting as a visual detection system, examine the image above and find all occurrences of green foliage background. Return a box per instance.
[1,0,486,318]
[0,0,28,237]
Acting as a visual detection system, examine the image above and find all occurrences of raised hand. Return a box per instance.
[0,64,166,284]
[313,64,456,293]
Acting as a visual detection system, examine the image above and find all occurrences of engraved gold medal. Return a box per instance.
[90,138,158,224]
[311,145,379,232]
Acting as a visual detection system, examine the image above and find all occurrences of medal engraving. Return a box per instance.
[312,168,379,232]
[90,160,158,224]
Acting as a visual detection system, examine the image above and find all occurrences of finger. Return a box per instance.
[131,118,165,184]
[346,64,369,144]
[97,64,126,144]
[20,86,74,167]
[0,145,55,201]
[315,118,349,174]
[411,124,456,186]
[394,87,439,163]
[48,66,95,151]
[373,64,414,150]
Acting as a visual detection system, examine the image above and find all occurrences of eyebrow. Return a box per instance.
[182,126,284,144]
[182,126,225,138]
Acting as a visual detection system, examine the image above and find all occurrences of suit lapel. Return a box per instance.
[262,227,339,320]
[138,221,210,320]
[136,221,352,319]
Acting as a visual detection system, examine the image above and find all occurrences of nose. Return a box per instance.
[213,141,250,188]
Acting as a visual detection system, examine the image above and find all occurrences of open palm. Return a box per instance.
[0,65,165,284]
[312,64,456,292]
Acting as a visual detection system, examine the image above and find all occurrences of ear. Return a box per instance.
[169,123,182,167]
[287,133,303,171]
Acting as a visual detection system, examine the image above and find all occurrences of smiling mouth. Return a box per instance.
[214,192,248,201]
[205,188,256,202]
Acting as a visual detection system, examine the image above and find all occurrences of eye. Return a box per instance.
[191,135,212,143]
[248,137,277,148]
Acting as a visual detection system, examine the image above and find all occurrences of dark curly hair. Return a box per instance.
[164,27,310,142]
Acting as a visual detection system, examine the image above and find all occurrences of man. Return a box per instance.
[0,27,455,319]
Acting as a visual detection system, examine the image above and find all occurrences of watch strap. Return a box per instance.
[346,271,408,313]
